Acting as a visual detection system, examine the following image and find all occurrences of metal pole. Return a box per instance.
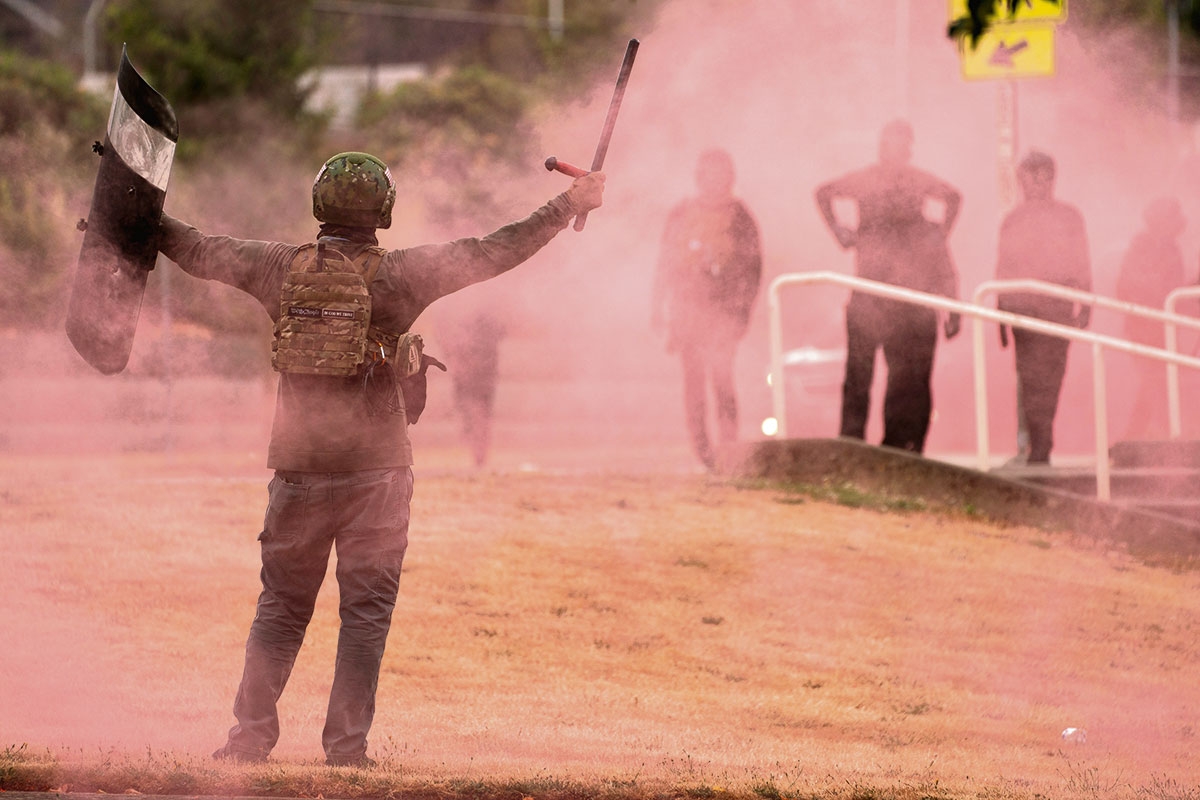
[548,0,564,43]
[1168,0,1181,126]
[1166,314,1181,439]
[972,314,991,470]
[895,0,910,117]
[998,80,1018,206]
[1161,284,1200,438]
[1093,342,1111,501]
[773,272,1200,499]
[768,282,788,438]
[83,0,108,80]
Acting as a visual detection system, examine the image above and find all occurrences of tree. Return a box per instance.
[0,51,106,326]
[104,0,324,155]
[947,0,1065,49]
[350,0,657,229]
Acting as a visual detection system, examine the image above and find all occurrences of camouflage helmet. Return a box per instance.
[312,152,396,229]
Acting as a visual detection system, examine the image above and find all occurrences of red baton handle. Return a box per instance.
[544,156,589,179]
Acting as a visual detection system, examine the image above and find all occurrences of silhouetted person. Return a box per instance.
[652,148,762,471]
[435,288,507,467]
[157,152,605,766]
[1115,196,1187,440]
[815,119,962,454]
[995,149,1092,465]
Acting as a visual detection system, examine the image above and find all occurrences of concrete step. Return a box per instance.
[991,461,1200,522]
[1109,439,1200,469]
[992,464,1200,498]
[1116,497,1200,520]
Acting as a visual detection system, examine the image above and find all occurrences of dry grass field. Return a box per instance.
[2,441,1199,800]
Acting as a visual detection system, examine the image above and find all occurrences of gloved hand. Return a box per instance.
[999,324,1009,348]
[1073,305,1091,329]
[943,312,961,340]
[566,171,605,215]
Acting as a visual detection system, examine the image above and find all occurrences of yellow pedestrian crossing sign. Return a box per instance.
[960,22,1056,80]
[948,0,1067,24]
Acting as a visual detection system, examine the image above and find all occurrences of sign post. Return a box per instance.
[949,0,1066,462]
[947,0,1068,197]
[948,0,1066,81]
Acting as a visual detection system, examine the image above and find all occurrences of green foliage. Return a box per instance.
[105,0,318,113]
[766,479,928,514]
[544,2,655,81]
[0,744,56,791]
[104,0,325,158]
[356,64,536,227]
[352,0,657,228]
[0,1,648,333]
[0,50,105,151]
[359,63,531,167]
[0,51,107,327]
[947,0,1065,49]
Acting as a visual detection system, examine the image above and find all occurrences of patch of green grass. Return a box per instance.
[0,744,56,791]
[760,479,927,514]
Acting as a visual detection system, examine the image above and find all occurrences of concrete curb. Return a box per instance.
[734,437,1200,568]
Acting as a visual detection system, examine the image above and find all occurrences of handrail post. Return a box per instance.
[769,273,1200,495]
[1161,285,1200,439]
[1166,313,1181,440]
[972,313,990,471]
[1092,342,1111,501]
[768,279,788,438]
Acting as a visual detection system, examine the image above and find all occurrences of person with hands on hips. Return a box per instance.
[814,119,963,454]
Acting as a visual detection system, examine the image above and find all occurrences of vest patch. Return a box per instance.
[286,306,357,320]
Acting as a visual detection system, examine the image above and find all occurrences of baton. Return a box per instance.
[545,38,639,231]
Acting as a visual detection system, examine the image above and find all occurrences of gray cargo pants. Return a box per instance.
[221,467,412,763]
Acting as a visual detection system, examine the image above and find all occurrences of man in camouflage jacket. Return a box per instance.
[157,152,604,766]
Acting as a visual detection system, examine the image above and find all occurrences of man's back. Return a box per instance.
[159,193,579,471]
[996,198,1091,289]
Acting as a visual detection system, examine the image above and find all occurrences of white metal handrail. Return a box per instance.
[1165,285,1200,437]
[768,272,1200,501]
[974,279,1200,441]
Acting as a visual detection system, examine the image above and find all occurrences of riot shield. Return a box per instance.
[66,46,177,375]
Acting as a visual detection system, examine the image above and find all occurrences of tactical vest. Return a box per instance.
[272,241,392,377]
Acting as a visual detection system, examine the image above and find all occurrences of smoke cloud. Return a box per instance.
[446,0,1200,458]
[13,0,1197,465]
[4,0,1200,766]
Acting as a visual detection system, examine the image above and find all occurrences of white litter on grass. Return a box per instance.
[1061,727,1088,743]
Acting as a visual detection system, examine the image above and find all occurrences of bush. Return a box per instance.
[0,51,106,327]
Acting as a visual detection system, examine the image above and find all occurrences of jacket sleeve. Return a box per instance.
[728,203,763,327]
[158,214,292,316]
[372,193,578,328]
[1067,207,1092,292]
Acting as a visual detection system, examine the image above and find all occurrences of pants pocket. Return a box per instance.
[260,474,310,544]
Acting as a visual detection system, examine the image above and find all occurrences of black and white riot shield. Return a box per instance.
[66,46,178,375]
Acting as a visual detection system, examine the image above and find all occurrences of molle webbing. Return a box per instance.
[271,242,388,377]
